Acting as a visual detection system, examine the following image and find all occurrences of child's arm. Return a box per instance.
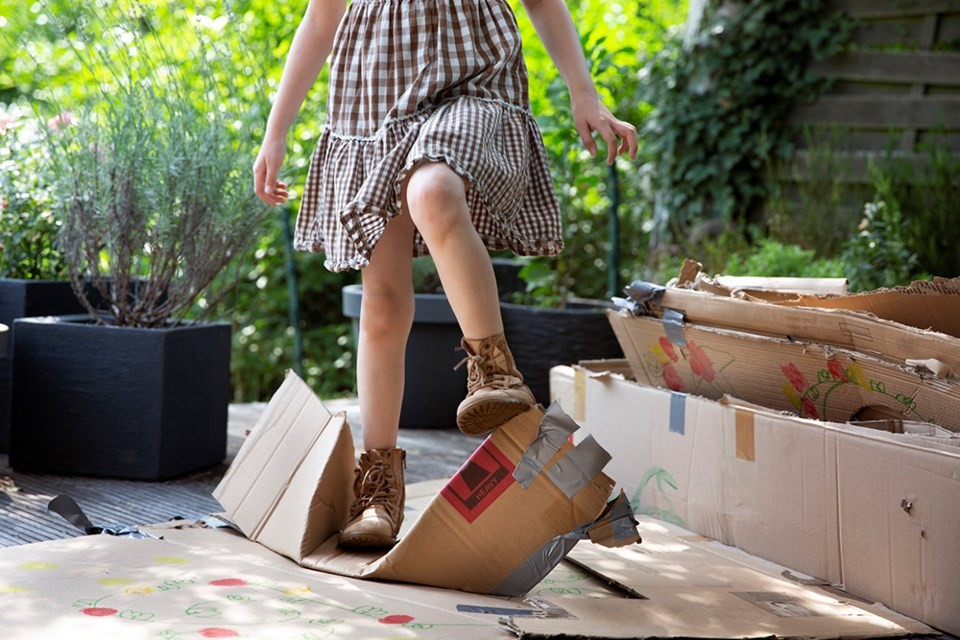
[254,0,347,206]
[520,0,638,165]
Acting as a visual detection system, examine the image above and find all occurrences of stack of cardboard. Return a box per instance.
[551,261,960,636]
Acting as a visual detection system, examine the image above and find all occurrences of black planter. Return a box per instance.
[342,284,465,428]
[499,300,624,405]
[0,278,90,452]
[10,315,230,480]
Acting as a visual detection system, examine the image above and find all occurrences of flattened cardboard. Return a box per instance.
[509,517,931,639]
[633,282,960,374]
[214,371,619,596]
[607,310,960,431]
[551,362,960,635]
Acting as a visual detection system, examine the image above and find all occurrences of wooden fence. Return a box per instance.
[784,0,960,184]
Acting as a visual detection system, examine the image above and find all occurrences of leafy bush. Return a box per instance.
[723,238,844,278]
[0,104,67,280]
[640,0,852,235]
[839,168,921,292]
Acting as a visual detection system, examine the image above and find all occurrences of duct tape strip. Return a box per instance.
[669,392,686,435]
[662,307,687,346]
[47,495,159,539]
[735,408,756,462]
[514,401,580,488]
[544,435,612,499]
[588,490,642,547]
[491,522,593,596]
[622,281,666,315]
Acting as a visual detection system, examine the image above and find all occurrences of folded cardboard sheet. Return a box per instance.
[0,508,932,639]
[551,362,960,636]
[213,370,633,596]
[606,310,960,430]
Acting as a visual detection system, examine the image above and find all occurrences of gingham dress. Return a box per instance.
[294,0,563,272]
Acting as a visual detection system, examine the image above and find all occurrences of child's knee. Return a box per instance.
[404,162,468,233]
[359,287,414,339]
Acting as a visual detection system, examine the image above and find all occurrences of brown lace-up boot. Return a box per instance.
[338,447,406,549]
[455,333,536,436]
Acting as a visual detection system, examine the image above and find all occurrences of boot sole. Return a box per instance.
[337,531,398,549]
[457,398,532,437]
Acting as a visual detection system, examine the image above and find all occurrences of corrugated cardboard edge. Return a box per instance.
[633,286,960,373]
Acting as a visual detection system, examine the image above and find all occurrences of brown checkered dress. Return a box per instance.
[294,0,563,272]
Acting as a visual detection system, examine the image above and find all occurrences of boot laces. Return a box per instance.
[350,460,400,522]
[454,343,523,393]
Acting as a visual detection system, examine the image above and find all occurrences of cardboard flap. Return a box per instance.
[212,371,354,560]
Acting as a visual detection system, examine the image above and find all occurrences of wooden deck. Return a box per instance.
[0,399,476,548]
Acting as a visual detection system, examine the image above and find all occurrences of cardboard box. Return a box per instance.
[551,362,960,635]
[606,310,960,431]
[213,371,632,597]
[0,508,931,639]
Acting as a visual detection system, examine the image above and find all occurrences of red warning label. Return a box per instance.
[440,440,516,524]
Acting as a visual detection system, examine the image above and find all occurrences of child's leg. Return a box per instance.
[339,211,414,550]
[404,161,535,435]
[356,210,416,449]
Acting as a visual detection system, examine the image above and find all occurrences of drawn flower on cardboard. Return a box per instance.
[800,397,820,420]
[827,359,846,381]
[662,364,684,392]
[687,340,716,383]
[782,383,801,411]
[845,363,871,391]
[650,336,680,365]
[780,363,808,393]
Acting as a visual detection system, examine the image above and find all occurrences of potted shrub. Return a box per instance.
[0,105,90,452]
[8,7,270,479]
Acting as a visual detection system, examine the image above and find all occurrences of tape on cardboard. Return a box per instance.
[492,491,642,596]
[588,490,642,547]
[662,307,687,346]
[573,367,587,422]
[544,435,612,499]
[514,401,580,488]
[735,408,756,462]
[669,392,686,435]
[622,281,666,314]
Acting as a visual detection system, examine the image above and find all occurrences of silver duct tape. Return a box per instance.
[514,401,580,488]
[591,490,641,546]
[623,281,666,314]
[491,522,592,597]
[544,435,612,499]
[662,307,687,346]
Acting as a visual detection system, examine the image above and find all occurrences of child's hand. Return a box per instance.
[253,137,290,206]
[571,93,638,165]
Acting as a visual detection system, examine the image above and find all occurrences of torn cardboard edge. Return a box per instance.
[673,259,960,338]
[621,270,960,375]
[213,370,640,597]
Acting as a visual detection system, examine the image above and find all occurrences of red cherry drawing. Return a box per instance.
[378,614,415,625]
[81,607,118,617]
[199,629,239,638]
[208,578,247,587]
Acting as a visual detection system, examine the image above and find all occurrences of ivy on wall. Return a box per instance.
[640,0,853,236]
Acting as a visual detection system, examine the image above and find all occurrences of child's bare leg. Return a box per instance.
[405,161,535,435]
[356,210,416,450]
[338,211,414,550]
[404,162,501,338]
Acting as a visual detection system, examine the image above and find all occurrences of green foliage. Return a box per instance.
[839,169,920,292]
[641,0,853,234]
[878,138,960,278]
[723,238,844,278]
[0,105,67,279]
[29,3,271,327]
[512,0,687,303]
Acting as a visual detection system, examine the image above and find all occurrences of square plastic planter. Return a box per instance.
[10,315,230,480]
[0,278,89,452]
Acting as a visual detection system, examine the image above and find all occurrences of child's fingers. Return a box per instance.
[574,118,597,158]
